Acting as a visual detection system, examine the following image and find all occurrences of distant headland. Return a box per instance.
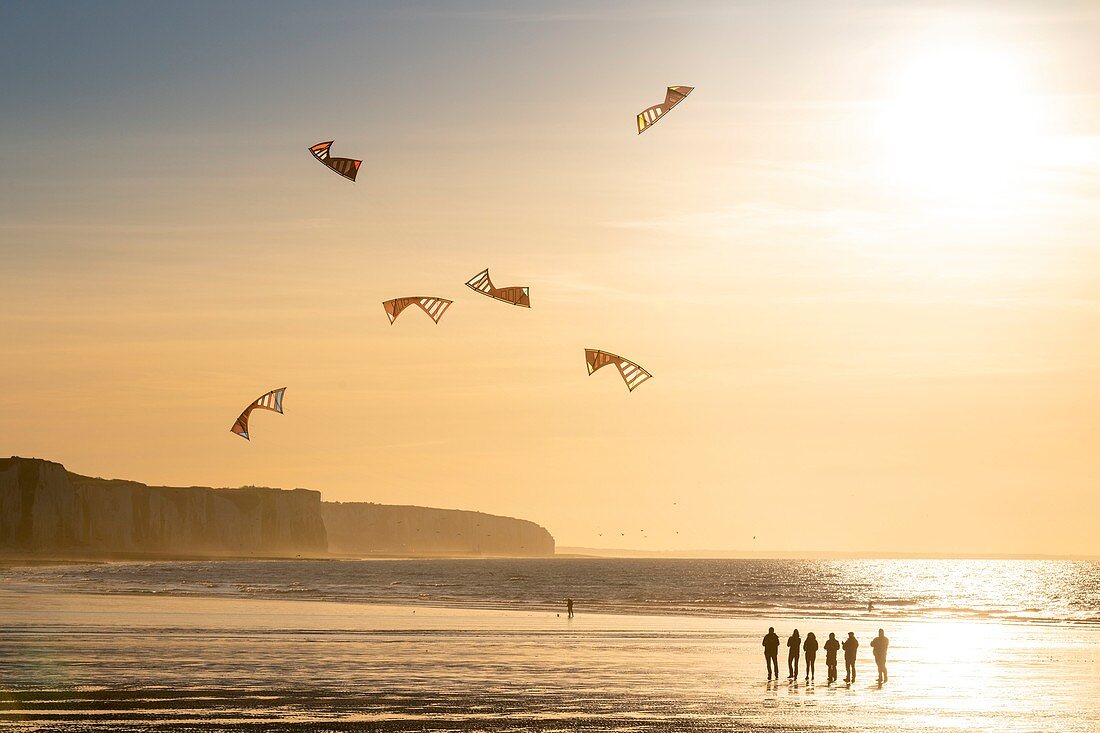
[0,457,554,560]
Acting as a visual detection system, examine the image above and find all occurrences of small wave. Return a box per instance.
[8,558,1098,626]
[388,581,461,588]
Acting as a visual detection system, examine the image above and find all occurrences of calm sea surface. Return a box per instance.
[5,558,1099,624]
[3,562,1100,731]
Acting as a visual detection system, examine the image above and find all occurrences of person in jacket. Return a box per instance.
[823,632,841,683]
[842,631,859,683]
[762,627,780,680]
[787,629,801,680]
[803,632,819,681]
[870,628,889,683]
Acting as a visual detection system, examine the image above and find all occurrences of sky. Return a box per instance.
[1,0,1098,556]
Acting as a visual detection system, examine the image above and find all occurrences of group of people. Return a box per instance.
[762,627,889,684]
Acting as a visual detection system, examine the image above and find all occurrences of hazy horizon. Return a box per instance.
[3,0,1099,556]
[557,546,1100,560]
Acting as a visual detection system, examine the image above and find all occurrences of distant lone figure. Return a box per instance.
[842,632,859,683]
[870,628,889,683]
[803,632,819,681]
[762,627,781,680]
[787,629,801,680]
[824,632,840,683]
[867,601,874,612]
[566,598,574,618]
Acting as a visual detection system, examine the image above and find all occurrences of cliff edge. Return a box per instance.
[0,457,327,558]
[0,457,556,559]
[322,502,555,556]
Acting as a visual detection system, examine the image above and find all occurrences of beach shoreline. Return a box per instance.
[2,587,1099,732]
[5,556,1097,627]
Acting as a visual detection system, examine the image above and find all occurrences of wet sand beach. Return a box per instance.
[2,589,1098,732]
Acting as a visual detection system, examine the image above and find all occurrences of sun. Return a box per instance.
[877,43,1046,202]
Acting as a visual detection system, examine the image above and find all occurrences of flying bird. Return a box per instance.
[585,349,653,392]
[636,86,694,134]
[465,268,531,308]
[383,297,453,324]
[230,387,286,440]
[308,140,362,182]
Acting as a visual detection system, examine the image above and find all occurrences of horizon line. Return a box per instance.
[557,546,1100,561]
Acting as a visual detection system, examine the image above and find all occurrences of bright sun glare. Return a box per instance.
[879,44,1045,201]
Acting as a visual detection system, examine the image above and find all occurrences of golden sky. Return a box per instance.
[1,1,1098,554]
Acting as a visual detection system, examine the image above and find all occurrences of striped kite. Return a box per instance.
[308,140,362,182]
[383,297,453,324]
[231,387,285,441]
[637,86,694,134]
[585,349,652,392]
[465,268,530,308]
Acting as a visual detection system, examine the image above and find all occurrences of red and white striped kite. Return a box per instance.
[230,387,285,441]
[585,349,652,392]
[383,297,453,324]
[308,140,362,182]
[637,86,694,134]
[465,268,530,308]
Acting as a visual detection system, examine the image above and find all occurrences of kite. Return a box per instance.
[308,140,362,182]
[636,86,694,134]
[383,297,453,324]
[585,349,653,392]
[465,268,531,308]
[230,387,285,440]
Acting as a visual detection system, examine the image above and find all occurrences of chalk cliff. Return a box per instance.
[322,502,555,556]
[0,457,327,557]
[0,458,556,558]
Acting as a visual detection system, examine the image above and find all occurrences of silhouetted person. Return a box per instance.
[867,600,874,612]
[566,598,574,618]
[787,629,801,680]
[824,632,840,683]
[762,627,780,680]
[803,632,818,681]
[842,632,859,682]
[870,628,889,683]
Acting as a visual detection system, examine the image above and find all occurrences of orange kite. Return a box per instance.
[230,387,285,440]
[585,349,653,392]
[383,297,453,324]
[637,86,694,134]
[465,268,531,308]
[308,140,362,182]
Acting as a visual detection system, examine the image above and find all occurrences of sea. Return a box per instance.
[4,558,1100,731]
[5,557,1099,625]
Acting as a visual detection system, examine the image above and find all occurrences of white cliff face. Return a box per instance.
[0,458,327,557]
[0,457,557,559]
[321,502,555,556]
[0,458,82,550]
